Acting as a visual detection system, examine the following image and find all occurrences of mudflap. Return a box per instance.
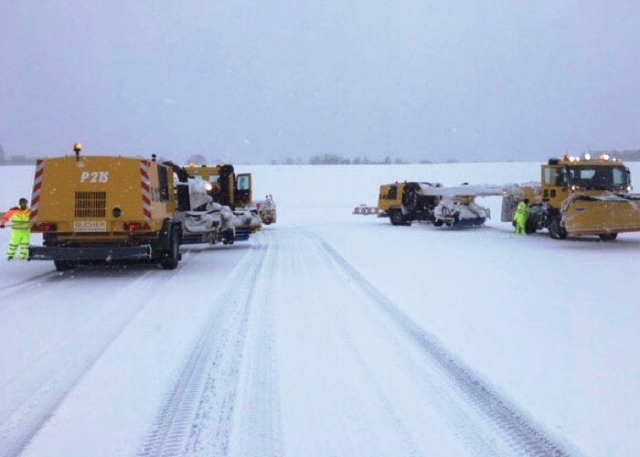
[160,219,183,261]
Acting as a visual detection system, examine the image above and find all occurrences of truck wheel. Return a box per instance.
[160,227,180,270]
[599,233,618,241]
[548,216,568,240]
[390,209,405,226]
[54,260,76,271]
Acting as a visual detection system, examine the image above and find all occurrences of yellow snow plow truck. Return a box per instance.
[501,154,640,240]
[187,163,253,210]
[378,181,494,227]
[377,155,640,240]
[28,145,261,270]
[188,163,276,226]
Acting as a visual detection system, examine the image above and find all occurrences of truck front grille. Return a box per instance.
[75,192,107,217]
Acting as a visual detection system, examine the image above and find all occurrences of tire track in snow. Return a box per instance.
[141,227,585,457]
[0,267,179,457]
[139,236,283,457]
[306,229,586,457]
[271,229,423,457]
[0,270,60,311]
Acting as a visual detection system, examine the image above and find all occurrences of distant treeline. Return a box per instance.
[4,144,640,166]
[274,150,640,165]
[308,154,410,165]
[0,143,32,165]
[273,154,417,165]
[0,155,33,165]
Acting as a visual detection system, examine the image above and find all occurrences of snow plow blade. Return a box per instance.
[562,194,640,236]
[29,245,153,262]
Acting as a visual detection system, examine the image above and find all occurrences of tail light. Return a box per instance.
[124,222,151,231]
[31,223,58,232]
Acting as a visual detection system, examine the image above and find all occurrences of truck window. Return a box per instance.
[387,186,397,200]
[158,166,169,202]
[237,175,250,191]
[612,168,627,187]
[544,167,566,186]
[566,166,628,190]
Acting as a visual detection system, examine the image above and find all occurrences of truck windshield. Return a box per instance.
[566,166,628,190]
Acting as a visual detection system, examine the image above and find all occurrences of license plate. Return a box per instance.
[74,221,107,232]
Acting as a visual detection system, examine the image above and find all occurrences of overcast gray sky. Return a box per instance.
[2,1,640,164]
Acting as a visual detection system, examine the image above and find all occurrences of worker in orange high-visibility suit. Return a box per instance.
[0,198,32,260]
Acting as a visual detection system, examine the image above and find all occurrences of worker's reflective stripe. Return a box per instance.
[2,209,31,229]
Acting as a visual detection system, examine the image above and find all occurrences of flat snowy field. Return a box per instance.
[1,161,639,457]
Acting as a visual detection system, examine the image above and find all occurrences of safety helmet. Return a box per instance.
[73,143,83,153]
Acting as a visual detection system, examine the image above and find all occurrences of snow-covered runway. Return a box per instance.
[1,163,640,456]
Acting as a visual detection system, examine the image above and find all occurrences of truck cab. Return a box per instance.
[542,157,631,208]
[504,155,640,240]
[187,164,252,210]
[378,182,442,225]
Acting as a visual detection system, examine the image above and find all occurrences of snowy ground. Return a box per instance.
[1,161,639,457]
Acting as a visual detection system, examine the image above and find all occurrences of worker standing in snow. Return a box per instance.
[0,198,32,260]
[514,198,530,235]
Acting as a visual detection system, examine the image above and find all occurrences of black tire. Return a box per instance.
[221,228,235,245]
[390,209,405,226]
[525,219,537,234]
[54,260,76,271]
[599,233,618,241]
[160,227,180,270]
[548,216,568,240]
